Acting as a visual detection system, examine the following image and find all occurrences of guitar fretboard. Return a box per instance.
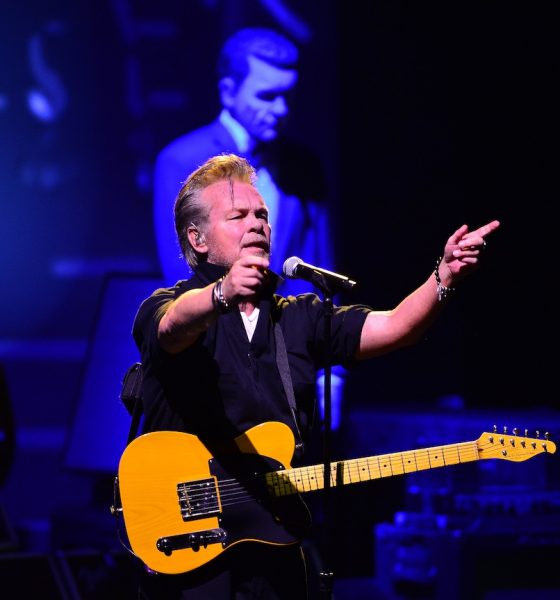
[266,440,479,496]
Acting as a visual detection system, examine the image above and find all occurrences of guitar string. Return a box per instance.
[189,440,533,503]
[179,439,545,509]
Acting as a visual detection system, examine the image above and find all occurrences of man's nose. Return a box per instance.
[272,96,289,116]
[247,213,264,231]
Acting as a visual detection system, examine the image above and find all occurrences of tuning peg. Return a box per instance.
[545,432,550,440]
[536,430,540,439]
[525,429,528,437]
[503,426,508,434]
[512,427,518,436]
[493,425,497,433]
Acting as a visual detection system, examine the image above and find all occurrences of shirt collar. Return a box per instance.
[219,109,253,154]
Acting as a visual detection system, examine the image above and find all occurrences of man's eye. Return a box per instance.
[258,92,279,102]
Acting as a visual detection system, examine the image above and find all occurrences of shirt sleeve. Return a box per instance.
[132,286,178,364]
[327,303,372,367]
[285,294,372,369]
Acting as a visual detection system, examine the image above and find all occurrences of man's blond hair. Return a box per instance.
[174,153,256,269]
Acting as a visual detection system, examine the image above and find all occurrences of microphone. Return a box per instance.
[282,256,357,292]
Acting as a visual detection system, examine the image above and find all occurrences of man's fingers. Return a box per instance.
[449,224,469,245]
[457,219,500,249]
[239,255,270,269]
[475,219,501,238]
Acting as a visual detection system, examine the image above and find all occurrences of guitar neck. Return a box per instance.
[267,440,479,496]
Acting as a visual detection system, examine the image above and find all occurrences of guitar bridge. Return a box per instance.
[178,477,220,520]
[157,528,227,555]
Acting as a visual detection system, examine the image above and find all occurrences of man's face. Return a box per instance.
[201,179,271,267]
[225,55,298,143]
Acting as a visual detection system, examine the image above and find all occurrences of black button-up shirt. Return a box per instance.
[133,262,370,450]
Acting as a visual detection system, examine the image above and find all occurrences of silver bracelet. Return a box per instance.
[212,277,231,313]
[434,257,456,302]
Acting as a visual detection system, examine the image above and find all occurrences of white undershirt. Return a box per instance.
[240,307,260,341]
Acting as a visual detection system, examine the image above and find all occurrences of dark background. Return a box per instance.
[0,1,557,597]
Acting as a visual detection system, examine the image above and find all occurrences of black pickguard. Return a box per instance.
[209,453,312,548]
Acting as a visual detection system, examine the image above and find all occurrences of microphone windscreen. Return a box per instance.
[282,256,302,278]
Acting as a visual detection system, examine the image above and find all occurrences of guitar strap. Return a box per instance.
[274,322,305,453]
[120,361,144,445]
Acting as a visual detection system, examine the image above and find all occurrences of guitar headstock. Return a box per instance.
[476,426,556,462]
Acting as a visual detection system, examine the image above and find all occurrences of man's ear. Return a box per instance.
[218,77,237,108]
[187,225,207,253]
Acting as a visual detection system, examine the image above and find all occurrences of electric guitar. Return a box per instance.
[116,421,555,575]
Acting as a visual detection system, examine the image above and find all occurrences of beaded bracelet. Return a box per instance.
[434,257,456,302]
[212,277,231,313]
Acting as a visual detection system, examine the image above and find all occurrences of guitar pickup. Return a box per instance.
[156,528,227,555]
[177,477,221,521]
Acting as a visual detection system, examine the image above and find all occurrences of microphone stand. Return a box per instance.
[282,258,356,598]
[314,275,339,599]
